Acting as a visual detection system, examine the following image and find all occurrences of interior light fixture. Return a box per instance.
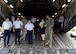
[52,15,54,17]
[20,0,23,2]
[53,0,55,2]
[4,0,8,3]
[9,4,14,8]
[21,15,23,17]
[62,4,67,8]
[67,0,72,2]
[18,13,21,15]
[55,12,57,15]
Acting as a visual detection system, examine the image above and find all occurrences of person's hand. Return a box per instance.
[25,31,27,34]
[49,26,51,29]
[33,31,34,34]
[21,27,23,31]
[9,27,12,31]
[41,26,43,28]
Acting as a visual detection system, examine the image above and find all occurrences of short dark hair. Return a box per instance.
[46,14,49,16]
[28,19,31,21]
[46,14,52,17]
[6,17,10,19]
[23,16,26,17]
[17,16,20,18]
[16,16,20,19]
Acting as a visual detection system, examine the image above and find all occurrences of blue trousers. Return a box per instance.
[15,29,21,44]
[27,30,33,44]
[4,30,10,46]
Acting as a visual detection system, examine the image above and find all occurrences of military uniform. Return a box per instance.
[13,20,23,44]
[2,21,12,47]
[21,19,27,40]
[45,18,54,47]
[25,23,34,44]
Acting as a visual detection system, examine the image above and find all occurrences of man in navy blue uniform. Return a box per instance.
[13,17,23,45]
[25,20,34,44]
[2,17,12,47]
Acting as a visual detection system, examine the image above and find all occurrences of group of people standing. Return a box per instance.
[2,15,54,48]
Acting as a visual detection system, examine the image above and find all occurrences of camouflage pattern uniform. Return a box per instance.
[45,18,54,47]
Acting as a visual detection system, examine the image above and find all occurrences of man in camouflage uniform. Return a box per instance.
[21,16,27,40]
[45,15,54,47]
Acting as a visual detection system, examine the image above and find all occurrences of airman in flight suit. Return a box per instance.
[45,15,54,47]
